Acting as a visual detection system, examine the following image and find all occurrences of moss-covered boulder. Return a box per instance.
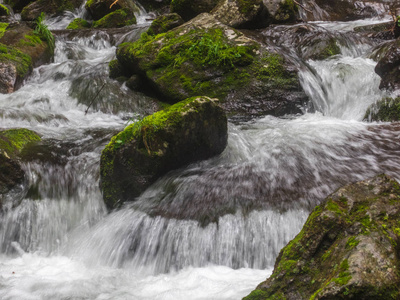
[66,18,91,30]
[0,23,53,93]
[116,13,307,119]
[21,0,83,20]
[93,9,136,28]
[0,128,41,210]
[85,0,138,21]
[147,13,184,36]
[211,0,268,29]
[170,0,219,21]
[0,4,10,16]
[100,96,228,209]
[364,97,400,122]
[375,38,400,91]
[263,0,298,23]
[245,174,400,300]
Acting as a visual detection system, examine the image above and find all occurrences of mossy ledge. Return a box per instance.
[364,97,400,122]
[116,13,306,118]
[0,128,41,158]
[244,174,400,300]
[100,96,228,209]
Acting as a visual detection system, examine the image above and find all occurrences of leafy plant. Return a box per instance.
[34,12,55,52]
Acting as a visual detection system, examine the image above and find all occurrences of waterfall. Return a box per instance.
[0,7,399,300]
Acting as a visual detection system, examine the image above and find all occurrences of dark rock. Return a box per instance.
[136,0,171,13]
[211,0,269,29]
[170,0,219,21]
[364,97,400,122]
[375,38,400,90]
[245,174,400,300]
[263,0,299,24]
[100,96,228,209]
[312,0,379,21]
[116,13,308,119]
[85,0,138,21]
[21,0,83,21]
[0,128,41,210]
[147,13,184,36]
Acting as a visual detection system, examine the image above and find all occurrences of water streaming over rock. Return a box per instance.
[0,8,399,300]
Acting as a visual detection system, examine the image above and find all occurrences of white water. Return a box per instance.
[1,9,399,300]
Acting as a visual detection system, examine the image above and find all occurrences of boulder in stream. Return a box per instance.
[244,174,400,300]
[85,0,139,21]
[364,97,400,122]
[0,128,41,210]
[116,13,308,119]
[21,0,83,20]
[375,38,400,91]
[100,96,228,209]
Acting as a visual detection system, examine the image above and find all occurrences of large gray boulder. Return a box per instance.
[244,174,400,299]
[100,96,228,209]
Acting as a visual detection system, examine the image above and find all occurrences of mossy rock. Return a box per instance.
[245,174,400,299]
[86,0,139,21]
[66,18,91,30]
[116,13,307,119]
[147,13,184,36]
[100,96,228,209]
[93,9,136,28]
[0,4,10,16]
[263,0,299,24]
[300,35,341,60]
[21,0,83,20]
[364,97,400,122]
[170,0,219,21]
[211,0,268,29]
[4,0,31,12]
[0,128,41,208]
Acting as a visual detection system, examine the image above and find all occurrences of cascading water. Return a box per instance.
[1,8,400,300]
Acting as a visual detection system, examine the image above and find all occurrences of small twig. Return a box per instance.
[84,82,106,115]
[109,0,119,9]
[293,0,313,13]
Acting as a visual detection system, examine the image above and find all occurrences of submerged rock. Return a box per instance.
[375,38,400,91]
[0,128,41,210]
[364,97,400,122]
[244,174,400,300]
[116,13,308,119]
[100,96,228,209]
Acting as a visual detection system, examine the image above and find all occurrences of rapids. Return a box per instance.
[0,5,399,300]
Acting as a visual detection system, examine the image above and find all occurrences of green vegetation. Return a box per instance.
[345,236,359,249]
[0,43,32,77]
[34,13,55,52]
[0,128,41,158]
[364,97,400,122]
[147,14,182,36]
[0,22,8,39]
[66,18,90,29]
[0,4,9,16]
[93,9,136,28]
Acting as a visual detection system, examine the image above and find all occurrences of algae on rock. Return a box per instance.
[100,96,228,209]
[244,174,400,300]
[364,97,400,122]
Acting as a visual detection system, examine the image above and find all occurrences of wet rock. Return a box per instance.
[4,0,31,12]
[85,0,138,21]
[66,18,91,30]
[170,0,219,21]
[244,174,400,300]
[135,0,171,13]
[20,0,83,20]
[100,96,228,209]
[147,13,184,36]
[263,0,298,24]
[0,23,53,93]
[0,128,41,210]
[375,38,400,90]
[92,8,136,28]
[211,0,269,29]
[116,13,308,119]
[364,97,400,122]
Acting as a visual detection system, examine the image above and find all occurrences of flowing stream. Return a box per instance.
[0,7,399,300]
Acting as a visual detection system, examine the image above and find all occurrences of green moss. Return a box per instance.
[0,4,9,16]
[345,236,359,250]
[147,14,182,36]
[237,0,261,14]
[0,128,41,158]
[333,259,351,285]
[364,97,400,122]
[0,22,8,39]
[93,9,136,28]
[17,34,43,48]
[274,0,298,22]
[316,40,341,60]
[242,289,271,300]
[0,43,32,77]
[66,18,90,30]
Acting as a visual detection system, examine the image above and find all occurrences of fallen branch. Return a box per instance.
[85,82,106,115]
[293,0,313,13]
